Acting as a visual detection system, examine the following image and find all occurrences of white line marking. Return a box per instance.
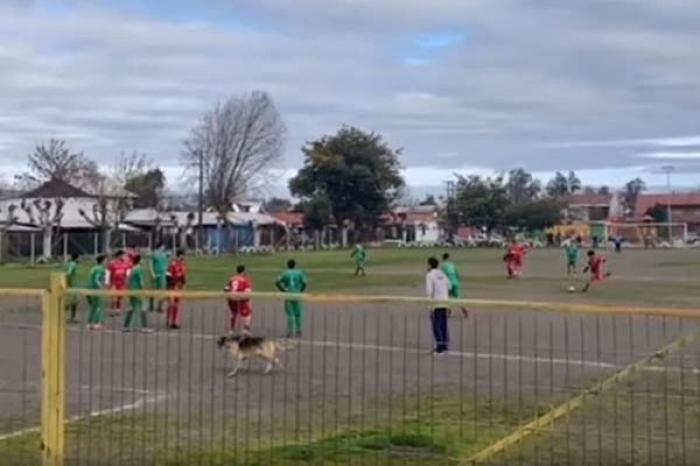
[0,391,167,441]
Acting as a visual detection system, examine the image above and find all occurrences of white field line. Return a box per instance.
[0,391,167,441]
[2,323,699,377]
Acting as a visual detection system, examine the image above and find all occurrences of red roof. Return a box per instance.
[566,193,612,206]
[635,193,700,217]
[272,212,304,226]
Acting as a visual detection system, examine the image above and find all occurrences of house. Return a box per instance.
[634,193,700,233]
[0,178,139,258]
[563,193,613,222]
[380,205,441,244]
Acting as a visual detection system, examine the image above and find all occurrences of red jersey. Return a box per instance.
[108,258,130,285]
[168,260,187,287]
[588,255,606,279]
[226,274,253,316]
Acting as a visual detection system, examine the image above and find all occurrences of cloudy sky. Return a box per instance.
[3,0,700,196]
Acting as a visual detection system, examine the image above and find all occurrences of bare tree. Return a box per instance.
[16,139,99,188]
[78,177,133,253]
[0,204,19,263]
[21,199,64,260]
[170,212,196,250]
[183,91,286,222]
[112,151,151,187]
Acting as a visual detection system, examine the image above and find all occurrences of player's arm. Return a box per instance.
[426,274,433,298]
[275,275,286,292]
[300,273,308,293]
[149,256,156,278]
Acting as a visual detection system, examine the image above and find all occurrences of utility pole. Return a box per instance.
[197,149,204,252]
[661,165,674,242]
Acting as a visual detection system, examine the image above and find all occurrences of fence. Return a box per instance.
[1,278,700,465]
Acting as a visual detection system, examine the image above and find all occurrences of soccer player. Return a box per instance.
[504,241,527,278]
[149,242,170,313]
[564,239,580,275]
[582,250,612,292]
[65,253,79,323]
[123,255,152,332]
[441,253,468,317]
[426,257,450,355]
[351,244,367,277]
[86,255,107,330]
[276,259,308,338]
[224,264,253,334]
[107,250,130,316]
[166,249,187,330]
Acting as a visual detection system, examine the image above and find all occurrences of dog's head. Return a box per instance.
[216,334,243,349]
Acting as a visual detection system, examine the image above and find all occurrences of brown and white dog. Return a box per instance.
[216,334,293,376]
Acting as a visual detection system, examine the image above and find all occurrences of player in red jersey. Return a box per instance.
[582,250,611,292]
[107,250,130,316]
[224,264,253,334]
[504,240,527,279]
[166,249,187,329]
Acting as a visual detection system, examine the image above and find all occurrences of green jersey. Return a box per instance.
[151,250,170,276]
[129,265,144,290]
[66,261,78,288]
[88,265,106,290]
[565,244,580,261]
[352,246,367,264]
[277,269,308,293]
[441,261,460,285]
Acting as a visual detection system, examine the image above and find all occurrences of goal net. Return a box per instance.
[608,222,688,247]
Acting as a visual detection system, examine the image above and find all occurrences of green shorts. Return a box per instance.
[153,274,167,290]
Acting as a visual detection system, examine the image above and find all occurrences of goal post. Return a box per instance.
[607,222,688,246]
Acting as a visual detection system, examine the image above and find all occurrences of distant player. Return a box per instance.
[107,250,130,316]
[276,259,308,338]
[564,240,580,275]
[86,255,107,330]
[65,253,79,323]
[166,249,187,330]
[582,250,612,292]
[224,265,253,334]
[123,255,152,332]
[149,242,170,313]
[351,244,367,277]
[441,253,468,317]
[504,240,526,278]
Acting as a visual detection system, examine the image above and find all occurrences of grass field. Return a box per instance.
[0,247,699,465]
[2,247,700,307]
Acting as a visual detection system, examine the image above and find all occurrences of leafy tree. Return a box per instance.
[546,170,581,197]
[583,186,596,194]
[645,203,667,223]
[453,175,509,234]
[125,169,165,208]
[301,195,333,231]
[504,198,563,232]
[289,126,404,239]
[506,168,541,204]
[264,197,292,214]
[597,186,611,196]
[623,177,647,217]
[419,194,437,206]
[16,138,99,188]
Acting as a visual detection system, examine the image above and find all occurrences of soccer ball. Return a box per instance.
[568,285,576,293]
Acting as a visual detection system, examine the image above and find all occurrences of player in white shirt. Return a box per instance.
[426,257,451,354]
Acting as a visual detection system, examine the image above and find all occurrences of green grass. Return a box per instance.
[3,248,700,308]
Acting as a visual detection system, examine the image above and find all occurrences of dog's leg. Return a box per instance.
[227,356,241,377]
[263,361,273,374]
[273,357,282,369]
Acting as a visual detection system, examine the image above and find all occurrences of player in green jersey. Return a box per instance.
[65,253,80,323]
[565,240,580,275]
[441,253,469,317]
[149,242,170,312]
[351,244,367,277]
[276,259,308,338]
[124,255,152,333]
[86,255,107,330]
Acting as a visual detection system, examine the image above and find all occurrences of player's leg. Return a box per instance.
[171,295,182,329]
[227,300,237,332]
[86,297,96,327]
[284,301,295,337]
[438,308,449,352]
[124,298,135,331]
[93,297,104,329]
[157,275,167,313]
[293,301,303,337]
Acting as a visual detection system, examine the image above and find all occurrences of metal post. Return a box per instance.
[62,233,68,262]
[30,231,36,264]
[662,165,674,242]
[197,149,204,253]
[93,232,98,256]
[42,273,66,465]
